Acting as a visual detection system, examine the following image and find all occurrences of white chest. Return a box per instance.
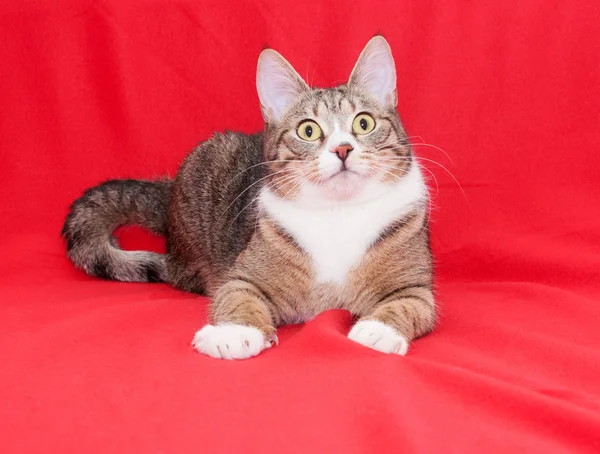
[260,165,426,284]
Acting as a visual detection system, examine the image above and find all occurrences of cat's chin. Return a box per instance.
[315,170,369,201]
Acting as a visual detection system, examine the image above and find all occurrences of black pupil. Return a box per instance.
[305,125,313,137]
[360,118,368,130]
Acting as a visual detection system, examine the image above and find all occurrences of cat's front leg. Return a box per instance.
[348,286,436,356]
[192,279,278,360]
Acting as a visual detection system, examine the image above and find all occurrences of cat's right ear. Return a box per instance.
[257,49,309,123]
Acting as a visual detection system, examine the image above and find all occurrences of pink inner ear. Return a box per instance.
[350,38,397,107]
[257,50,308,122]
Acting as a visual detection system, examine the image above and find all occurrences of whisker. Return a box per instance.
[224,160,301,189]
[418,165,440,196]
[376,140,455,166]
[412,157,467,202]
[368,161,436,227]
[218,167,301,220]
[408,142,455,165]
[229,172,302,233]
[374,157,439,195]
[280,172,314,200]
[375,142,412,154]
[374,154,467,202]
[251,178,289,234]
[367,162,408,184]
[250,172,313,233]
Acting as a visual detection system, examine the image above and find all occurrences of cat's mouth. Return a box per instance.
[319,168,362,184]
[328,160,374,180]
[331,167,356,178]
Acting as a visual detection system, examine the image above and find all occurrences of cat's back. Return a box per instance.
[168,131,265,289]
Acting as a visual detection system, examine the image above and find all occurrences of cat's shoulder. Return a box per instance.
[179,131,264,174]
[193,130,263,154]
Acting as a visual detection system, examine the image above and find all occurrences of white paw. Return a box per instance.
[192,323,272,360]
[348,320,409,355]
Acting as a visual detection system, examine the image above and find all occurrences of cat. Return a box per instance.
[62,36,436,360]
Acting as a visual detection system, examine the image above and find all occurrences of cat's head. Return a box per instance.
[257,36,414,204]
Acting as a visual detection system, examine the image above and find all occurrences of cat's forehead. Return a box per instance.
[291,86,376,121]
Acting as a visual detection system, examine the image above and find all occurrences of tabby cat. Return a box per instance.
[62,36,435,360]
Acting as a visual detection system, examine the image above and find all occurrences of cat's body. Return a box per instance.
[63,37,436,359]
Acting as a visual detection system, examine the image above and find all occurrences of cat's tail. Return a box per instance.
[61,179,172,283]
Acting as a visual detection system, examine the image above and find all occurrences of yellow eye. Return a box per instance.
[352,113,376,135]
[297,120,322,141]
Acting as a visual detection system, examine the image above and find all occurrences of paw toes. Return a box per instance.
[348,320,409,356]
[192,324,274,360]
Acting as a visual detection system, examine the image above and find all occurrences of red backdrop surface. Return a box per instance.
[1,0,600,452]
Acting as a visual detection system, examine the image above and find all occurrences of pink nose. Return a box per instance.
[331,144,353,162]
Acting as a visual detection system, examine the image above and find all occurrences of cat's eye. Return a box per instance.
[352,113,376,135]
[297,120,322,141]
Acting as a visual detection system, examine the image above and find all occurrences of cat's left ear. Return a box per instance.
[348,36,397,108]
[257,49,309,123]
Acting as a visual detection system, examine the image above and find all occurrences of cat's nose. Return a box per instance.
[331,144,353,162]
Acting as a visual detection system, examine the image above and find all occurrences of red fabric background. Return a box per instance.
[2,0,600,452]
